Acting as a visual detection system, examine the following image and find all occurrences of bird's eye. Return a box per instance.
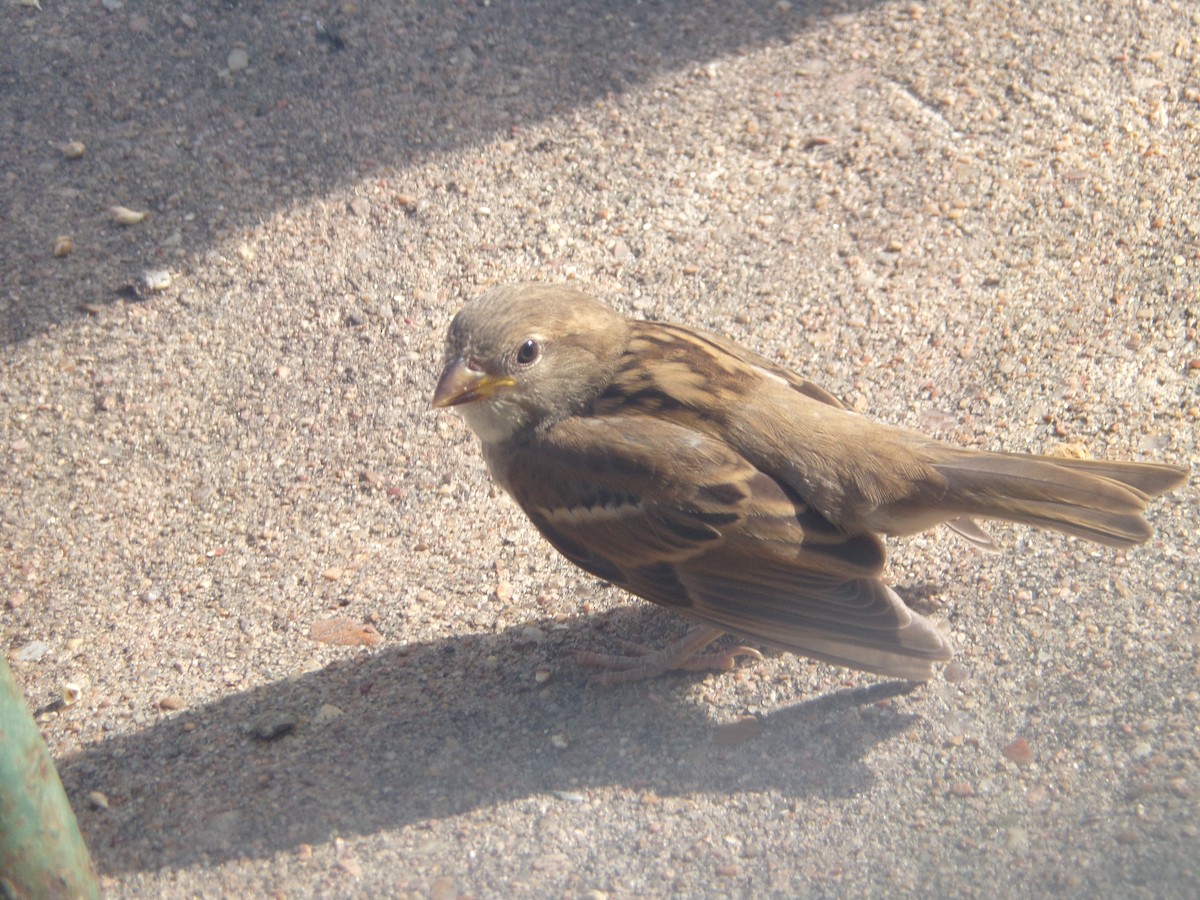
[516,339,541,366]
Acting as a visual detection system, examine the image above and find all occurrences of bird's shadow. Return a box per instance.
[57,613,922,876]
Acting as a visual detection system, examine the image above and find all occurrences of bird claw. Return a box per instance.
[676,645,765,673]
[575,627,765,685]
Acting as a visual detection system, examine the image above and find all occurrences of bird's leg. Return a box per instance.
[576,625,764,685]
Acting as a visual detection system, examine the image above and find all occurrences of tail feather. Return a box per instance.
[930,452,1187,548]
[761,631,947,681]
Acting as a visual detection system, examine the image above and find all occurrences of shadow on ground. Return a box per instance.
[2,0,881,344]
[57,614,920,875]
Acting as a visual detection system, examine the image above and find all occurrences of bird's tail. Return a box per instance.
[921,451,1187,548]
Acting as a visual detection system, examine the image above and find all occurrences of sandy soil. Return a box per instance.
[3,0,1198,896]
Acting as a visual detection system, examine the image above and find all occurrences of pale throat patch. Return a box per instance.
[458,398,527,444]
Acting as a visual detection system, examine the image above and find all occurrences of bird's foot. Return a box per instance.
[576,626,764,685]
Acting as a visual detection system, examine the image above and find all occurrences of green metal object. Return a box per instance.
[0,654,99,899]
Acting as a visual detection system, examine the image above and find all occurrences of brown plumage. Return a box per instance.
[432,283,1187,682]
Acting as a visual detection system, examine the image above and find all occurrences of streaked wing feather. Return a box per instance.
[674,547,950,677]
[673,325,848,409]
[496,415,950,679]
[945,516,1001,553]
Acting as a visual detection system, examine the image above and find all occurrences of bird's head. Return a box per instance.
[432,283,631,443]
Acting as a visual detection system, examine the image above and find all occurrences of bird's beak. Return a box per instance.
[431,357,516,408]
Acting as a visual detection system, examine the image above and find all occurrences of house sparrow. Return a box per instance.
[432,283,1187,683]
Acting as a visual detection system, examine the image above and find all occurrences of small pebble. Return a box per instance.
[1002,736,1034,766]
[519,625,546,642]
[141,270,172,292]
[62,141,85,159]
[337,852,363,880]
[309,616,384,647]
[109,206,147,225]
[228,48,249,72]
[714,716,763,747]
[313,703,343,725]
[1006,825,1029,853]
[53,235,73,257]
[249,713,297,741]
[87,791,109,810]
[943,661,970,683]
[15,641,51,662]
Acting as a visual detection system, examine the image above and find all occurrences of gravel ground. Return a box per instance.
[3,0,1198,896]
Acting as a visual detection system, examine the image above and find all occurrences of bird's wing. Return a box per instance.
[494,415,951,679]
[602,319,947,531]
[669,324,848,409]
